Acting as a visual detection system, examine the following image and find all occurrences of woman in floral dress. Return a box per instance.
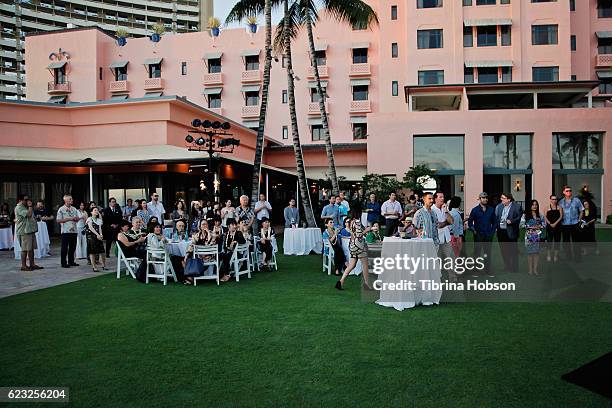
[336,211,372,291]
[520,200,546,276]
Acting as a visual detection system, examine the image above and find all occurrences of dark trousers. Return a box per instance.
[473,233,492,275]
[561,224,582,261]
[60,233,77,266]
[385,218,399,237]
[497,229,518,273]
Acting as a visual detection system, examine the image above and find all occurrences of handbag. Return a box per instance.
[184,257,206,277]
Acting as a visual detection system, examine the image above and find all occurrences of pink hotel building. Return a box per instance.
[1,0,612,220]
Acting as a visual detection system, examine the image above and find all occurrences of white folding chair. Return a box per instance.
[231,243,252,282]
[116,244,140,279]
[253,236,278,271]
[145,247,177,285]
[322,239,334,275]
[192,245,220,286]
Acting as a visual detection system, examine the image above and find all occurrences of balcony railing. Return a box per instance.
[47,81,71,93]
[349,63,371,77]
[109,80,129,93]
[203,72,223,86]
[307,65,329,78]
[208,107,223,116]
[596,54,612,68]
[241,70,262,83]
[349,100,371,114]
[144,77,164,90]
[241,105,260,118]
[308,102,329,115]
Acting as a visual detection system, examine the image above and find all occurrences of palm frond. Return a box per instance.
[273,1,304,54]
[323,0,379,28]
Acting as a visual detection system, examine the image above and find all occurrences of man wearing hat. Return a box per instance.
[468,192,497,276]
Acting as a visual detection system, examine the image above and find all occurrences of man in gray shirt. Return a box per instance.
[284,198,299,228]
[320,195,339,227]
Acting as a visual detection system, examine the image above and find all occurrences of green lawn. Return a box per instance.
[1,231,612,407]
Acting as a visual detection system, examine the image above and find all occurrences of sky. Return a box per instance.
[214,0,284,28]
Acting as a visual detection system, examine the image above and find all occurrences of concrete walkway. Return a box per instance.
[0,239,113,299]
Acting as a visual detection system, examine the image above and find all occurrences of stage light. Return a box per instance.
[211,121,221,129]
[203,120,212,128]
[196,137,205,146]
[185,135,194,143]
[191,119,201,128]
[221,122,231,130]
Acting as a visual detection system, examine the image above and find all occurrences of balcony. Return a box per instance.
[241,70,262,83]
[109,80,129,93]
[349,100,371,114]
[144,77,164,90]
[208,107,223,116]
[47,81,71,94]
[307,65,329,78]
[349,63,371,77]
[596,54,612,68]
[241,105,260,118]
[308,102,329,116]
[203,72,223,86]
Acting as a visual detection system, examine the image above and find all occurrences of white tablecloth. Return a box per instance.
[341,237,362,276]
[0,228,13,250]
[283,228,323,255]
[166,240,190,257]
[376,237,441,311]
[14,221,51,259]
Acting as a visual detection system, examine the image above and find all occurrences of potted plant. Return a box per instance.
[208,17,221,37]
[246,16,257,33]
[150,22,165,42]
[115,28,128,46]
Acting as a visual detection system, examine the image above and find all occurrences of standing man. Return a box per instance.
[413,192,438,244]
[235,195,255,231]
[57,194,80,268]
[122,198,136,221]
[15,194,42,271]
[468,192,497,277]
[284,198,299,228]
[103,197,123,258]
[558,185,584,261]
[381,192,402,237]
[335,196,348,227]
[147,192,165,222]
[320,195,339,227]
[254,193,272,231]
[33,200,55,234]
[432,192,456,282]
[495,193,522,273]
[365,193,381,227]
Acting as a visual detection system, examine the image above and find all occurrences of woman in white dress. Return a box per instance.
[75,202,88,260]
[220,199,236,228]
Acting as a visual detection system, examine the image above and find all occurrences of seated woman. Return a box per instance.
[147,217,159,231]
[365,221,383,244]
[117,218,148,260]
[339,218,352,238]
[395,216,416,238]
[322,219,346,276]
[146,223,169,276]
[239,219,252,244]
[257,218,275,271]
[183,219,216,284]
[220,219,246,282]
[210,215,224,245]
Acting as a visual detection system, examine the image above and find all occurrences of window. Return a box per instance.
[570,35,576,51]
[501,0,510,3]
[476,0,496,4]
[532,66,559,81]
[464,66,474,83]
[282,90,288,104]
[477,26,497,47]
[570,0,575,11]
[597,0,612,17]
[54,66,66,84]
[501,67,512,82]
[245,55,259,71]
[311,88,326,102]
[352,21,367,30]
[463,0,472,4]
[181,61,187,75]
[483,134,532,170]
[413,135,464,170]
[352,85,369,100]
[417,0,442,8]
[314,50,326,66]
[149,63,161,78]
[282,55,289,68]
[418,70,444,85]
[599,78,612,94]
[501,25,511,46]
[532,0,557,2]
[99,67,103,80]
[392,81,399,96]
[245,91,259,106]
[478,67,498,83]
[417,29,443,49]
[311,124,324,141]
[114,66,127,81]
[208,94,221,108]
[353,123,367,140]
[353,48,368,64]
[571,74,577,81]
[282,126,288,139]
[391,5,398,20]
[208,58,221,73]
[553,133,602,169]
[598,37,612,54]
[391,43,398,58]
[463,26,473,47]
[532,25,558,45]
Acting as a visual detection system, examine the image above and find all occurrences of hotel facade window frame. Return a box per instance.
[417,29,443,49]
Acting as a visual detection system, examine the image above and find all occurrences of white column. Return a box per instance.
[533,92,538,110]
[587,91,593,108]
[265,171,269,199]
[408,95,413,112]
[296,180,299,209]
[89,167,93,202]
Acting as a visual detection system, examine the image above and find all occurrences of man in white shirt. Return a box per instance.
[381,192,402,237]
[147,192,165,221]
[432,191,457,282]
[339,191,350,212]
[254,193,272,232]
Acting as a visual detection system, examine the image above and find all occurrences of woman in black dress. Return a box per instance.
[581,200,597,255]
[86,207,107,271]
[544,195,563,262]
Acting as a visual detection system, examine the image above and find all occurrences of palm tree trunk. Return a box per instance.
[284,0,316,227]
[250,0,272,209]
[305,15,339,196]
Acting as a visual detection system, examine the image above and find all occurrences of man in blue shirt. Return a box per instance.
[320,195,339,227]
[558,185,584,261]
[365,193,381,227]
[468,192,496,276]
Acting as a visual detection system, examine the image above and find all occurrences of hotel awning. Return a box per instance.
[143,57,163,65]
[240,49,260,57]
[308,81,328,88]
[597,71,612,79]
[203,52,223,60]
[350,42,370,49]
[596,31,612,39]
[109,60,129,69]
[202,87,223,95]
[48,95,67,103]
[47,61,67,69]
[465,60,513,68]
[143,92,163,98]
[241,85,261,92]
[314,43,327,51]
[110,94,129,100]
[464,18,512,26]
[350,116,367,124]
[308,118,323,125]
[350,79,370,86]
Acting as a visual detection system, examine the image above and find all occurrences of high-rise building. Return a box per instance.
[0,0,214,100]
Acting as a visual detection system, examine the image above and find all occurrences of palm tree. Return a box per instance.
[226,0,273,210]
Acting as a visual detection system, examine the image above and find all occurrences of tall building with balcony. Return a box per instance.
[0,0,213,100]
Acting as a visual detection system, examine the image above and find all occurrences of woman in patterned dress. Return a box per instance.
[336,210,373,290]
[520,200,545,276]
